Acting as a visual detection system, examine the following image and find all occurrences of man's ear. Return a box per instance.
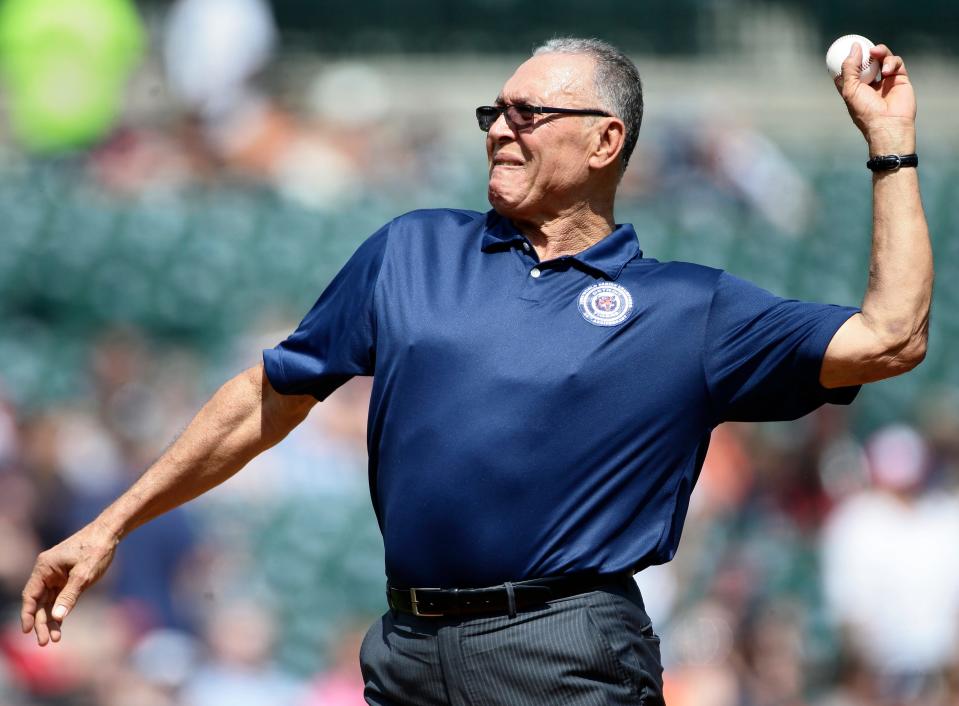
[589,118,625,170]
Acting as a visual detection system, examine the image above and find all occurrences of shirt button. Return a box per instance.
[530,268,541,278]
[522,242,531,252]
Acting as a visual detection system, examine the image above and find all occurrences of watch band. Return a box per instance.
[866,153,918,171]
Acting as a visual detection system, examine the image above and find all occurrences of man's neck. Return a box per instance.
[512,203,616,261]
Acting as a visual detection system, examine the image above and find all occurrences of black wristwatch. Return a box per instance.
[866,154,919,172]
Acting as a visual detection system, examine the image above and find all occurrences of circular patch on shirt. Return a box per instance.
[578,283,633,326]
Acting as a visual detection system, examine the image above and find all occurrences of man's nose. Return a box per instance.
[488,110,514,140]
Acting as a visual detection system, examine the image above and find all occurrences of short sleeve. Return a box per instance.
[704,272,861,423]
[263,222,389,400]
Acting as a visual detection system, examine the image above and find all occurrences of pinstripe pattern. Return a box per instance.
[360,609,451,705]
[359,578,665,705]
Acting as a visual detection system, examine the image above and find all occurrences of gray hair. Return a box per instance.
[532,37,643,171]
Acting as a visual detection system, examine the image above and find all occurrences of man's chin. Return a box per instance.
[487,187,525,218]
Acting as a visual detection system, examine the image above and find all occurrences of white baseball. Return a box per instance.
[826,34,880,83]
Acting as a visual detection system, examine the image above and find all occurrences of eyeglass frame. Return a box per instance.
[475,103,612,132]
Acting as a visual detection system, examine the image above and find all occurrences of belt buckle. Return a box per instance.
[410,588,444,617]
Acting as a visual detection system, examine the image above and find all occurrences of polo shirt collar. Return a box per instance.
[481,209,642,280]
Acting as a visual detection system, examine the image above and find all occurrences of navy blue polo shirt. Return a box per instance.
[264,208,859,588]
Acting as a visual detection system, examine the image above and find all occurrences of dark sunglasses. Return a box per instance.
[475,104,611,132]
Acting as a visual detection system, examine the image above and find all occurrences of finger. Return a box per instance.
[881,55,905,78]
[21,590,38,634]
[48,581,63,642]
[20,569,51,633]
[34,591,52,647]
[870,43,893,61]
[52,574,86,623]
[37,584,64,646]
[840,42,864,95]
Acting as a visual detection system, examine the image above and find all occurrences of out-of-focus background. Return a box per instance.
[0,1,957,705]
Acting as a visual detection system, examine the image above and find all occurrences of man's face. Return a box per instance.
[486,53,604,220]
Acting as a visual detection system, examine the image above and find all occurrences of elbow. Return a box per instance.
[866,308,930,378]
[897,315,930,371]
[880,333,927,377]
[901,336,928,370]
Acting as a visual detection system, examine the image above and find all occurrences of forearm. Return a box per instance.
[95,363,313,541]
[21,365,315,642]
[860,125,932,361]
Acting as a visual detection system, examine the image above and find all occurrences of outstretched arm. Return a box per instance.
[20,363,316,645]
[820,43,932,388]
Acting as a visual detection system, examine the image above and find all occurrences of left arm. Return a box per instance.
[820,43,933,388]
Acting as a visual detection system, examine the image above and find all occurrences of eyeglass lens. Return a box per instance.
[477,105,535,132]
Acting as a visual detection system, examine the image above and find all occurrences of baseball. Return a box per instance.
[826,34,880,83]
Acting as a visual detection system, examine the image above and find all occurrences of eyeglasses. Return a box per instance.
[475,103,611,132]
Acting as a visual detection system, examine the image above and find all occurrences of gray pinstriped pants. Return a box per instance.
[359,576,665,705]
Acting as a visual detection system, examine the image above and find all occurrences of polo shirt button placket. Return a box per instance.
[530,267,541,279]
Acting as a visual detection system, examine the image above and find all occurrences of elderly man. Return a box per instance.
[22,37,930,705]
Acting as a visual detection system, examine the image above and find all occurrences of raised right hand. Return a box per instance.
[20,524,119,646]
[835,42,916,153]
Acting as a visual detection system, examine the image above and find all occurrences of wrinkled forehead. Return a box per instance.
[497,53,598,106]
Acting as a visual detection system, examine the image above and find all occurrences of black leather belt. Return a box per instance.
[387,571,631,618]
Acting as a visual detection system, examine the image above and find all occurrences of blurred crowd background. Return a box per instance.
[1,1,958,705]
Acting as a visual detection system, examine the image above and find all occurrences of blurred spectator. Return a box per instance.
[821,425,959,689]
[734,599,810,706]
[631,120,814,237]
[659,598,740,706]
[0,474,40,607]
[0,392,40,608]
[181,597,307,706]
[164,0,275,123]
[707,123,815,237]
[159,0,360,207]
[0,0,144,152]
[917,386,959,490]
[88,123,205,195]
[111,627,202,706]
[300,625,367,706]
[813,643,879,706]
[0,390,17,466]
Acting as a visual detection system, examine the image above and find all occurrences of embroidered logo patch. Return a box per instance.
[578,283,633,326]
